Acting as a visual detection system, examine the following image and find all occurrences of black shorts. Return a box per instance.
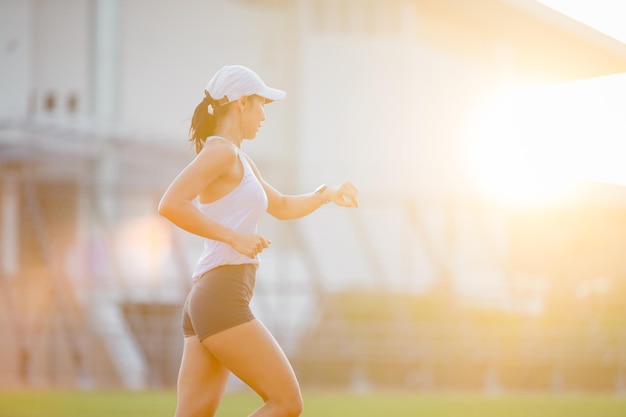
[182,264,257,341]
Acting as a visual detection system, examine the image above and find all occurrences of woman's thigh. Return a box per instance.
[201,319,301,403]
[175,336,230,417]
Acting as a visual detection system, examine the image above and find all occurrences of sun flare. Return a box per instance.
[115,216,172,285]
[465,74,626,206]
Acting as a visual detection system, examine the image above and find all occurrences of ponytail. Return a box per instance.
[189,92,216,154]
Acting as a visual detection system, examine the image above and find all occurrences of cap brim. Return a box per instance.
[258,86,286,103]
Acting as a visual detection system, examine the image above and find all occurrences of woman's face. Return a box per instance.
[241,95,266,140]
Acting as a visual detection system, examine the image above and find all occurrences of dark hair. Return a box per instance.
[188,92,228,154]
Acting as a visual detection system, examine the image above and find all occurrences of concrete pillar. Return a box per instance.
[1,170,19,278]
[93,0,119,120]
[92,0,121,223]
[0,0,33,118]
[90,1,149,390]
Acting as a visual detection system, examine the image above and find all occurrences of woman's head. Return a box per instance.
[206,65,285,105]
[189,65,285,153]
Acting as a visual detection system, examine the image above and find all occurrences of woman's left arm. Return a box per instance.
[245,156,358,220]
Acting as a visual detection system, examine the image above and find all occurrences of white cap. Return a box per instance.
[205,65,286,105]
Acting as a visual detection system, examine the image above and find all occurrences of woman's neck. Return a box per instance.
[214,116,243,147]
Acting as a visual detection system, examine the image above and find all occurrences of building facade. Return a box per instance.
[1,0,626,391]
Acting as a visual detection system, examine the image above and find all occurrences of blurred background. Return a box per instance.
[1,0,626,396]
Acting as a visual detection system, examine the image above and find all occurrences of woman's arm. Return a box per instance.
[245,155,358,220]
[158,141,270,258]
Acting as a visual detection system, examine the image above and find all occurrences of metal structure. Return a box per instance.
[2,0,626,393]
[0,118,192,388]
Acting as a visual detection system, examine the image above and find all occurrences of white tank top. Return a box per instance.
[191,137,268,280]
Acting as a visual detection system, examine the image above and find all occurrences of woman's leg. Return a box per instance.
[202,319,303,417]
[174,335,230,417]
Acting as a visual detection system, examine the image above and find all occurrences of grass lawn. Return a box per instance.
[1,390,626,417]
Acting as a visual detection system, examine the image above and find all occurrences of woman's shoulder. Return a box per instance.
[203,135,236,148]
[196,137,238,166]
[201,136,237,153]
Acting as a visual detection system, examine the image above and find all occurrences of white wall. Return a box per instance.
[0,0,513,301]
[0,0,33,118]
[295,0,492,198]
[32,0,91,118]
[291,0,513,301]
[118,1,296,154]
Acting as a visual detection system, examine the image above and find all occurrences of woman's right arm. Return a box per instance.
[157,141,270,258]
[158,140,237,242]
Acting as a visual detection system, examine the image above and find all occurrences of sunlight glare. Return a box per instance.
[115,216,172,286]
[465,73,626,206]
[465,86,577,206]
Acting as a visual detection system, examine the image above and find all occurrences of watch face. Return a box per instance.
[315,184,329,203]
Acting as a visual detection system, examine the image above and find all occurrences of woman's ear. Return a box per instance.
[236,95,248,110]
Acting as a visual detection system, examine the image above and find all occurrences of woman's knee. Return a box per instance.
[269,394,303,417]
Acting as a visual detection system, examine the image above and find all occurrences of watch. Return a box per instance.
[314,184,330,204]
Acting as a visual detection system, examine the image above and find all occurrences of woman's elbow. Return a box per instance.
[268,206,290,221]
[270,212,290,221]
[157,198,175,219]
[267,196,291,220]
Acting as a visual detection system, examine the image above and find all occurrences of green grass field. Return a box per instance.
[2,390,626,417]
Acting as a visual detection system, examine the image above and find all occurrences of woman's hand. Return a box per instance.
[326,182,359,208]
[229,233,272,258]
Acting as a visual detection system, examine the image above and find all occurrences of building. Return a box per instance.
[1,0,626,391]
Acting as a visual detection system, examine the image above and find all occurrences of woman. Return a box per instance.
[158,65,358,417]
